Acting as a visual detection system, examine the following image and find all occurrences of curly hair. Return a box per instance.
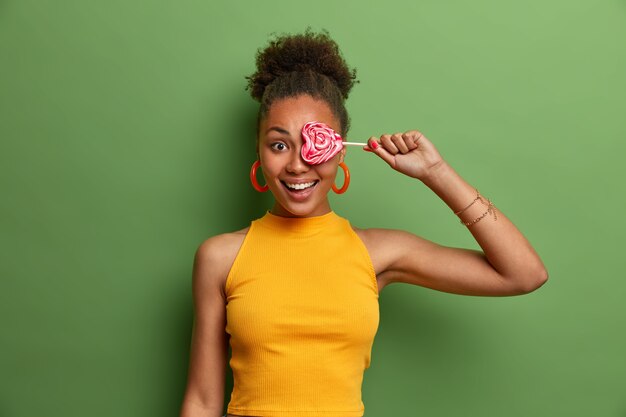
[245,27,359,143]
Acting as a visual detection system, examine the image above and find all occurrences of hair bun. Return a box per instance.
[246,27,358,102]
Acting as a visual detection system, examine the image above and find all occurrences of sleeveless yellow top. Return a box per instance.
[224,210,380,417]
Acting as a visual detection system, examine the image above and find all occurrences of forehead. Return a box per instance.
[262,95,340,135]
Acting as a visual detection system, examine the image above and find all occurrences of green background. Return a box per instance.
[1,0,625,416]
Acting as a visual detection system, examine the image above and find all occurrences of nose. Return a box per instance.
[286,147,310,174]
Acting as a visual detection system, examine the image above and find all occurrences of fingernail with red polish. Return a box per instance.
[370,141,379,150]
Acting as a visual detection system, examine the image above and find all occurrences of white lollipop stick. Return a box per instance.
[342,141,368,146]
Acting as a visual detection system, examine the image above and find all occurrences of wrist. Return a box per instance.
[420,159,452,188]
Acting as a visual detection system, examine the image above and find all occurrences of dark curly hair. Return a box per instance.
[245,27,359,144]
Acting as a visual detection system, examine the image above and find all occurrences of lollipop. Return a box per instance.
[301,121,367,165]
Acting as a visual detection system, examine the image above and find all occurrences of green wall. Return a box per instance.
[1,1,625,416]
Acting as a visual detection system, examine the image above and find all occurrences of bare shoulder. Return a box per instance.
[354,226,424,244]
[353,223,410,248]
[194,227,249,299]
[352,226,430,291]
[352,225,419,253]
[197,227,249,252]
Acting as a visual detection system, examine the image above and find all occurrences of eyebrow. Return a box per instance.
[265,126,291,136]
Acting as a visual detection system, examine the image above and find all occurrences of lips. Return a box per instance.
[283,180,317,190]
[280,180,319,198]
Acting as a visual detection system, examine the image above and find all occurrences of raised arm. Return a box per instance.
[179,236,233,417]
[365,131,548,296]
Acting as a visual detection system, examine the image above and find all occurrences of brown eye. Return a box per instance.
[271,142,287,151]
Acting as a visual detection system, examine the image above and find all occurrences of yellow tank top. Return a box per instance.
[224,210,380,417]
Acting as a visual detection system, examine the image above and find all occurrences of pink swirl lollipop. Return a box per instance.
[301,122,343,164]
[301,122,367,165]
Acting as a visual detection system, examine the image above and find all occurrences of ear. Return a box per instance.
[339,148,346,164]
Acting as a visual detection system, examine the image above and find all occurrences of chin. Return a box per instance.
[273,198,328,218]
[281,204,316,217]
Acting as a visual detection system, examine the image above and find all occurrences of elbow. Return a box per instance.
[518,268,549,294]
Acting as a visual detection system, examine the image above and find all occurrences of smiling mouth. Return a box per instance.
[280,180,319,193]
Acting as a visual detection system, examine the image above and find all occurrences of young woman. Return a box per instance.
[179,28,548,417]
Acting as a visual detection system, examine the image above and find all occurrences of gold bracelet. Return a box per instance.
[454,189,483,216]
[460,199,498,227]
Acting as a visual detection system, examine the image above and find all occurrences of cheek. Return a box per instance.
[258,155,277,174]
[316,153,343,176]
[259,152,293,178]
[316,164,339,180]
[261,161,281,177]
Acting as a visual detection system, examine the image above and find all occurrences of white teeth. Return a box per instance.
[285,181,316,190]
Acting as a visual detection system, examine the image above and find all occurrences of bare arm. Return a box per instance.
[367,131,548,296]
[423,160,548,289]
[179,236,232,417]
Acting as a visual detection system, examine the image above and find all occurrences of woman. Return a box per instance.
[179,28,548,417]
